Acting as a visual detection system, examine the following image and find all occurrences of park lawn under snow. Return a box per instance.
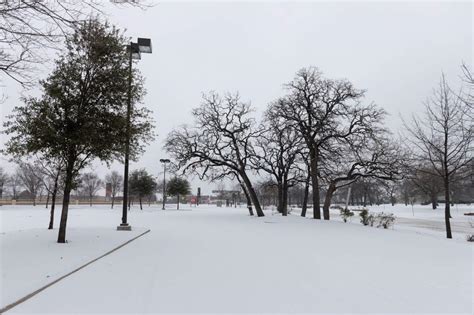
[0,205,148,309]
[1,204,472,313]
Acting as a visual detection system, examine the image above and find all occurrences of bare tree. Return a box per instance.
[296,151,312,217]
[80,173,103,206]
[409,166,444,209]
[0,0,149,86]
[0,167,7,201]
[405,74,473,239]
[320,137,403,217]
[165,92,265,217]
[35,157,63,229]
[276,67,385,220]
[105,170,123,209]
[253,100,304,216]
[8,170,23,200]
[17,162,43,205]
[398,178,416,206]
[460,62,473,116]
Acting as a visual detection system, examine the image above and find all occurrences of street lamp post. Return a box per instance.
[160,158,170,210]
[117,37,152,231]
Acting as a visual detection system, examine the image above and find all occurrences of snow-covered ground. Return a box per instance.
[0,205,148,309]
[336,204,473,240]
[1,204,472,313]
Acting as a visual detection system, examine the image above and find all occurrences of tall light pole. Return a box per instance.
[160,158,170,210]
[118,38,152,231]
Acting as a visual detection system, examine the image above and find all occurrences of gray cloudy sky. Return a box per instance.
[1,0,472,194]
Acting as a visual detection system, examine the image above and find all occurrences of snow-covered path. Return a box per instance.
[3,205,472,314]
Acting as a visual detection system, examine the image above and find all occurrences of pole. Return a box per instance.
[162,162,166,210]
[345,185,352,210]
[118,42,133,231]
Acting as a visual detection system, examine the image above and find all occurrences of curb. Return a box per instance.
[0,229,151,314]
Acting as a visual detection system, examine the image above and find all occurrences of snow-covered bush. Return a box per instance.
[360,209,377,226]
[368,214,376,226]
[359,209,370,225]
[376,213,396,229]
[340,208,354,223]
[466,235,474,242]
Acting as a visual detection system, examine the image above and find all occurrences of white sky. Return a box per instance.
[1,0,472,194]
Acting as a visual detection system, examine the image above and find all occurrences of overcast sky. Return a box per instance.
[1,0,472,194]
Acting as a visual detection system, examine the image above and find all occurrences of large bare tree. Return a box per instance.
[253,100,304,216]
[405,74,473,239]
[276,67,385,220]
[165,92,265,217]
[320,137,403,218]
[0,0,148,86]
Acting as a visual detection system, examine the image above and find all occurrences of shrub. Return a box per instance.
[359,209,370,225]
[368,214,376,226]
[466,235,474,242]
[340,208,354,223]
[376,212,396,229]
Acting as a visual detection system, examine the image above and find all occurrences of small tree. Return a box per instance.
[8,170,22,200]
[0,167,7,201]
[17,162,43,206]
[80,173,103,207]
[3,19,154,243]
[166,177,190,210]
[129,169,157,210]
[405,74,473,239]
[105,170,123,209]
[36,157,63,229]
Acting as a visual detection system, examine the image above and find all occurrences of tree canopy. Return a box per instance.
[3,19,154,243]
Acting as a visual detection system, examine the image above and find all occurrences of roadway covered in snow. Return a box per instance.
[1,204,472,313]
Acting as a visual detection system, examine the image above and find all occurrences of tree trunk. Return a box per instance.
[177,194,180,210]
[323,182,336,220]
[240,183,254,216]
[444,180,452,239]
[277,182,283,213]
[431,194,437,209]
[58,163,74,243]
[240,171,264,217]
[282,180,289,216]
[301,172,310,217]
[139,197,143,210]
[45,192,50,208]
[89,196,92,207]
[48,175,59,230]
[111,195,115,209]
[309,148,321,219]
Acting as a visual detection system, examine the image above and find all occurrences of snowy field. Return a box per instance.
[1,203,472,314]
